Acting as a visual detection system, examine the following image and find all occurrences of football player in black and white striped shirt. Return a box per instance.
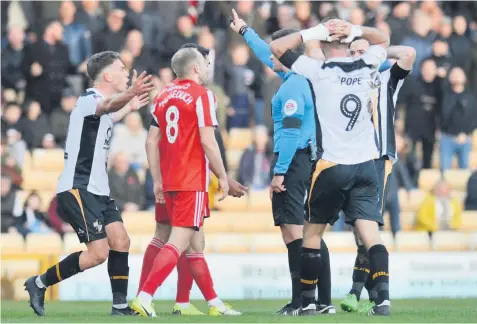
[341,39,415,314]
[24,51,154,317]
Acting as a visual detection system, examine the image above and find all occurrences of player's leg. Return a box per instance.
[316,238,335,314]
[25,190,110,316]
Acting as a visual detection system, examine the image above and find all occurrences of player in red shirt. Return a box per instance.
[137,44,246,316]
[132,47,242,317]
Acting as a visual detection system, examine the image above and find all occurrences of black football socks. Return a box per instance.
[300,247,321,307]
[286,239,302,309]
[349,245,370,301]
[108,250,129,309]
[317,239,331,305]
[368,244,390,304]
[37,251,83,288]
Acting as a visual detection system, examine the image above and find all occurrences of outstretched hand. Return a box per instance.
[129,70,155,96]
[229,9,247,34]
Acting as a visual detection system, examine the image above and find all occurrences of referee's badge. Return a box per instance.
[283,99,298,116]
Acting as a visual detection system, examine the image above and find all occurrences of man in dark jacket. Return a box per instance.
[160,15,196,63]
[93,9,128,53]
[50,88,76,147]
[1,26,26,91]
[21,21,70,114]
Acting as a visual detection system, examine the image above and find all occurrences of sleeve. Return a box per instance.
[361,45,387,68]
[77,92,100,116]
[196,89,218,128]
[279,50,324,81]
[390,62,410,80]
[150,118,159,128]
[273,85,306,175]
[243,28,286,81]
[149,102,159,125]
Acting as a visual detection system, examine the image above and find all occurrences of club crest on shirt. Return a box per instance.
[283,99,298,116]
[103,127,112,149]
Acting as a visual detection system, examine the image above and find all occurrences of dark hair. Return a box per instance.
[24,191,41,209]
[348,36,364,48]
[181,43,210,58]
[86,51,121,81]
[271,29,305,55]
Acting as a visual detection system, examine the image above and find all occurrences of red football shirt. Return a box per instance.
[151,79,218,192]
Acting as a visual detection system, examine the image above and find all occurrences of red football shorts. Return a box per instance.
[155,191,209,229]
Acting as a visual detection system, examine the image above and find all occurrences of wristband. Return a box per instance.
[239,25,249,36]
[300,24,330,42]
[274,173,286,176]
[351,25,363,38]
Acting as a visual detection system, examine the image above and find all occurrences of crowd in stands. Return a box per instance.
[1,0,477,241]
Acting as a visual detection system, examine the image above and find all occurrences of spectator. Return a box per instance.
[143,169,155,211]
[225,43,254,129]
[0,175,22,233]
[59,1,92,68]
[361,0,381,26]
[46,196,74,238]
[108,152,144,212]
[439,16,453,40]
[110,111,147,169]
[119,50,134,73]
[41,133,57,149]
[158,66,174,84]
[402,11,434,77]
[18,101,50,149]
[2,103,22,134]
[228,1,266,46]
[415,180,462,232]
[237,125,271,190]
[449,15,473,71]
[431,37,453,78]
[295,1,318,29]
[21,20,70,114]
[15,192,51,237]
[1,26,26,91]
[124,30,155,74]
[349,7,366,26]
[161,15,196,63]
[464,171,477,211]
[50,88,76,147]
[439,67,477,170]
[276,5,300,30]
[1,137,23,189]
[387,2,412,45]
[93,9,128,53]
[124,0,164,55]
[75,0,107,35]
[401,59,440,169]
[6,129,27,168]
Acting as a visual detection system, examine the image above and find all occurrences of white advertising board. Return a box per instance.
[59,252,477,301]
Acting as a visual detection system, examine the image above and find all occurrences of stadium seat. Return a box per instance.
[395,231,431,252]
[461,211,477,231]
[324,232,356,253]
[433,231,469,251]
[468,232,477,250]
[398,189,426,213]
[250,233,287,253]
[399,211,415,231]
[22,170,61,191]
[471,151,477,169]
[23,151,32,172]
[444,170,471,192]
[227,128,253,150]
[38,191,55,212]
[62,232,84,253]
[380,231,396,252]
[32,149,64,172]
[418,169,441,192]
[205,215,231,233]
[473,129,477,150]
[207,233,250,253]
[249,190,272,212]
[25,233,63,254]
[122,211,155,234]
[130,234,150,254]
[1,233,25,253]
[215,194,248,212]
[226,149,244,171]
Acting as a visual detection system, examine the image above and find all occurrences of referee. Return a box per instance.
[230,9,334,315]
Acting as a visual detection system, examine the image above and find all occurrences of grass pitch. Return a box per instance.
[2,299,477,323]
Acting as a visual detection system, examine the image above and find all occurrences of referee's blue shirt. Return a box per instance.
[244,28,316,175]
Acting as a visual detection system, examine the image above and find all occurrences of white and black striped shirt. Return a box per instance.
[56,88,114,196]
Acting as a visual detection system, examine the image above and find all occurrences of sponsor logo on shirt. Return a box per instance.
[283,99,298,116]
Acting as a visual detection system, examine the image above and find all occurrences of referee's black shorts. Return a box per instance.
[270,149,312,226]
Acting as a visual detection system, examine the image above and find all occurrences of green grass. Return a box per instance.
[2,299,477,323]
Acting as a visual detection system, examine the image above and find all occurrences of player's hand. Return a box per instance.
[31,62,43,77]
[129,70,155,96]
[128,93,150,111]
[228,179,248,198]
[218,177,230,201]
[154,181,165,204]
[271,175,286,193]
[229,9,247,34]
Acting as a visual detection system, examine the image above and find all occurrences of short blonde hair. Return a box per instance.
[171,48,201,78]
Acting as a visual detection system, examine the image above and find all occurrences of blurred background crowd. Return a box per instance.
[1,0,477,245]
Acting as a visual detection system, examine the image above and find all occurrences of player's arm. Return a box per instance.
[386,46,416,72]
[146,118,165,203]
[329,20,389,48]
[96,71,154,116]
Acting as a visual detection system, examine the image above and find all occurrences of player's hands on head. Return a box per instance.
[218,177,230,201]
[271,175,286,193]
[228,179,248,198]
[129,69,155,96]
[229,9,247,34]
[154,181,165,204]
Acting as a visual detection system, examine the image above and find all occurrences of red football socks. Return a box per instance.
[176,253,194,303]
[137,237,164,294]
[141,244,180,296]
[187,252,218,301]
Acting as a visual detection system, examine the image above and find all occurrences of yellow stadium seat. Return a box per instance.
[418,169,441,192]
[444,170,471,192]
[62,232,84,253]
[471,151,477,169]
[469,232,477,250]
[461,211,477,231]
[130,234,150,254]
[22,170,61,191]
[432,231,469,251]
[226,149,244,171]
[398,189,426,213]
[399,211,415,231]
[207,234,250,253]
[204,215,231,233]
[38,191,54,212]
[1,233,25,253]
[324,232,356,253]
[215,194,248,212]
[395,231,431,252]
[249,190,272,212]
[227,128,253,150]
[250,233,287,253]
[122,211,155,234]
[25,233,63,254]
[32,149,64,172]
[23,151,32,172]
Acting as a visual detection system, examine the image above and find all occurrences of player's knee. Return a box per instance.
[89,246,109,265]
[280,224,302,244]
[112,233,131,251]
